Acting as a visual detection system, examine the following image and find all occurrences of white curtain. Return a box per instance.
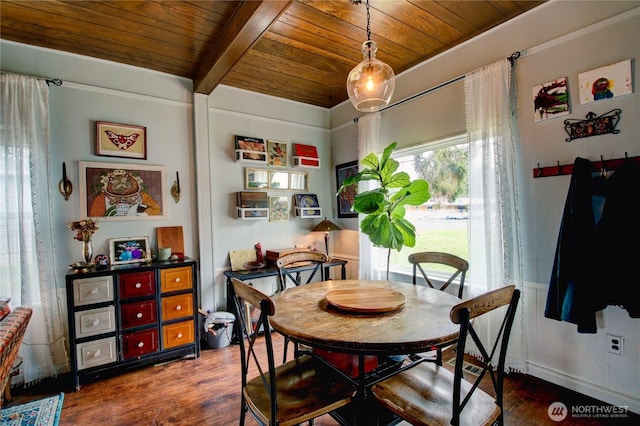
[0,73,69,385]
[465,60,526,373]
[357,113,386,280]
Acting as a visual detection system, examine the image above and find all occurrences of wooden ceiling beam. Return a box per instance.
[193,0,294,95]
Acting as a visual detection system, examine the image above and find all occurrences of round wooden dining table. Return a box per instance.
[270,279,463,425]
[270,279,461,356]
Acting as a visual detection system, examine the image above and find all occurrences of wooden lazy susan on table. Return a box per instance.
[325,287,406,313]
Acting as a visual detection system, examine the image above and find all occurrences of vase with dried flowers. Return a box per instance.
[69,218,99,265]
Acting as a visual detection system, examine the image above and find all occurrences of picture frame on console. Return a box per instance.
[109,236,151,265]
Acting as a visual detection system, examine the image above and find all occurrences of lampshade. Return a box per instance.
[312,217,341,256]
[347,40,395,112]
[346,0,395,112]
[312,217,342,233]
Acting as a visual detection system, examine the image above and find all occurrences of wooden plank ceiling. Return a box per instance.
[1,0,544,108]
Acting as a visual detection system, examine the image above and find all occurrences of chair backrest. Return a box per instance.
[408,251,469,298]
[449,285,520,426]
[230,278,279,421]
[276,251,328,292]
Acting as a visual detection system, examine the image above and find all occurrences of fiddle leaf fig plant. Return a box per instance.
[337,142,431,279]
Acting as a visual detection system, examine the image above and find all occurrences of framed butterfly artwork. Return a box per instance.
[96,121,147,160]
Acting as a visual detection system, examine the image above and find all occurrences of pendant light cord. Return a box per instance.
[366,0,371,41]
[366,0,372,60]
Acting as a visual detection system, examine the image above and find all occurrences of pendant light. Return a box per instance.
[346,0,395,112]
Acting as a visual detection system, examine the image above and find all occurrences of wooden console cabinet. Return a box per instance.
[65,258,199,389]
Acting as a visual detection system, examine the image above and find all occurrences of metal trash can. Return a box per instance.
[203,311,235,349]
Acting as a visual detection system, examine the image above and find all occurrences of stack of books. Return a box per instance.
[292,143,320,168]
[236,191,268,219]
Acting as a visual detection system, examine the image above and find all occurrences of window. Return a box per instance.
[389,134,469,277]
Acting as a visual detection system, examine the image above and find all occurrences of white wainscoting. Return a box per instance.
[524,281,639,414]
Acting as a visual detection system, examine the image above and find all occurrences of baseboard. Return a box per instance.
[527,360,640,414]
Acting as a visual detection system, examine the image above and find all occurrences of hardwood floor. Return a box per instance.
[4,334,638,425]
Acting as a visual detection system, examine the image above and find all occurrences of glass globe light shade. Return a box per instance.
[346,40,395,112]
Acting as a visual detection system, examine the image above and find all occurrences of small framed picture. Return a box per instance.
[96,121,147,160]
[267,140,287,167]
[532,77,569,122]
[108,236,151,265]
[578,59,632,104]
[269,195,289,222]
[336,161,358,218]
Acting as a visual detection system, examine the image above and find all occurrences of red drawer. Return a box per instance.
[119,271,155,299]
[122,328,158,359]
[121,300,157,329]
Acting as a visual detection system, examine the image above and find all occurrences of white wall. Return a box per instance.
[1,41,197,305]
[195,86,334,311]
[330,1,640,413]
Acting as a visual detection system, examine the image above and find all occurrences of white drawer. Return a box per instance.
[76,337,117,370]
[73,276,114,306]
[74,306,116,339]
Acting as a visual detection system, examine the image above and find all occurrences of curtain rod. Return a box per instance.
[353,51,521,122]
[1,71,63,86]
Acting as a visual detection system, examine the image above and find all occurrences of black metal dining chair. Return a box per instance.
[275,251,328,292]
[229,277,356,426]
[371,285,520,426]
[409,251,469,298]
[276,251,327,362]
[408,251,469,364]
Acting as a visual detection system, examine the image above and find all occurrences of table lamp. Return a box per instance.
[312,217,342,256]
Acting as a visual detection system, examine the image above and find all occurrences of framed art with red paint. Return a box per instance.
[533,77,569,122]
[96,121,147,160]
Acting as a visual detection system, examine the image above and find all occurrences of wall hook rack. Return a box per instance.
[533,153,640,178]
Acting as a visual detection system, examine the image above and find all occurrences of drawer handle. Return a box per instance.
[90,288,98,295]
[137,342,144,348]
[92,319,100,326]
[91,349,101,358]
[135,283,142,289]
[174,277,181,283]
[175,305,182,311]
[136,312,143,319]
[177,332,183,339]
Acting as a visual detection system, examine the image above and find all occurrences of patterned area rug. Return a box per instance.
[1,393,64,426]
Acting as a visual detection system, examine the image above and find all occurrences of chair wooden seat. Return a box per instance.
[371,361,500,426]
[244,354,355,426]
[230,277,355,426]
[372,285,520,426]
